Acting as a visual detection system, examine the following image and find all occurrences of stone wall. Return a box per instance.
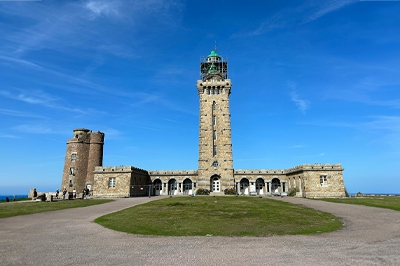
[93,166,150,198]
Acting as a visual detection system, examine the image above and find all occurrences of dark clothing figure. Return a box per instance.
[82,189,86,199]
[56,189,59,199]
[33,189,38,198]
[5,197,9,202]
[62,189,67,200]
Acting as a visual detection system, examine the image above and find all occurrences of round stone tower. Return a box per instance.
[61,128,104,193]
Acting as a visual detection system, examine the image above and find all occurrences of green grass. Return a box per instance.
[0,197,31,203]
[0,199,113,218]
[318,196,400,211]
[95,197,342,236]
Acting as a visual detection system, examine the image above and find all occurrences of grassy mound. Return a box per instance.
[95,197,341,236]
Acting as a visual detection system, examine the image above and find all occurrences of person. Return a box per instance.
[5,196,9,202]
[62,188,67,200]
[33,188,38,200]
[82,188,86,199]
[72,188,76,199]
[86,188,90,197]
[55,189,59,199]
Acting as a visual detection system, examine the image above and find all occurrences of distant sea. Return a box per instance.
[0,195,29,201]
[349,193,400,197]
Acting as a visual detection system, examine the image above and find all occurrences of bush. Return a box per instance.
[224,187,236,195]
[195,188,210,195]
[288,189,297,197]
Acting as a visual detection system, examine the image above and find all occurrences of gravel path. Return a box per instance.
[1,196,399,266]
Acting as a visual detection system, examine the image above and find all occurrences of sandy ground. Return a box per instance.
[1,196,399,266]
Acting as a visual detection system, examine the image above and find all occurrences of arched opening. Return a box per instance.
[168,179,177,195]
[256,178,265,195]
[271,178,281,195]
[183,178,193,195]
[210,175,220,192]
[153,179,162,196]
[240,178,250,195]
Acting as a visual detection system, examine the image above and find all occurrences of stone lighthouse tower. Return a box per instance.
[196,49,234,194]
[61,128,104,193]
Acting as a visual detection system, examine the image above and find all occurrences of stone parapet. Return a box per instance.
[149,170,197,175]
[94,166,148,173]
[234,169,284,174]
[285,164,343,174]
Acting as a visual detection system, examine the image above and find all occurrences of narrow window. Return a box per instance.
[212,101,216,110]
[320,175,328,187]
[213,130,217,140]
[213,146,217,156]
[213,116,216,126]
[108,178,116,188]
[71,153,76,162]
[69,167,75,176]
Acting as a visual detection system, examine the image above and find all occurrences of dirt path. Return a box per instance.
[1,196,399,266]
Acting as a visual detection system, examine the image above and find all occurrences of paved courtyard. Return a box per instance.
[1,196,399,266]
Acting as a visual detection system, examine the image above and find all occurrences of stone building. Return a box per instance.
[61,49,346,198]
[61,128,104,193]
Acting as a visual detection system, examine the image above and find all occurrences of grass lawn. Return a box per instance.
[95,196,342,237]
[318,196,400,211]
[0,197,31,203]
[0,199,113,218]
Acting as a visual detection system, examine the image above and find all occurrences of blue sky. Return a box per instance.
[1,0,399,195]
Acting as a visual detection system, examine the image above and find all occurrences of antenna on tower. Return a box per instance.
[214,41,217,52]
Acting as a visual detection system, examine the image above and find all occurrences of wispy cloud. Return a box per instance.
[290,91,309,114]
[0,108,47,119]
[363,116,400,132]
[285,145,307,149]
[0,89,98,115]
[288,83,309,114]
[0,0,184,57]
[12,124,56,135]
[242,0,358,37]
[0,133,20,139]
[306,0,358,22]
[0,55,42,69]
[85,0,121,19]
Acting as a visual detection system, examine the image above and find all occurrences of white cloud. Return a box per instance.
[306,0,358,22]
[290,91,309,114]
[0,108,46,119]
[85,0,121,19]
[0,133,20,139]
[244,0,358,36]
[0,89,99,115]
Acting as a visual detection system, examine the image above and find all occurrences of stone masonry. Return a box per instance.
[60,50,346,198]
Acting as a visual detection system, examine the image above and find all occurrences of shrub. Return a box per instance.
[224,187,236,195]
[195,188,210,195]
[288,189,297,197]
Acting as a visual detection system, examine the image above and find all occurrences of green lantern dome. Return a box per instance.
[208,50,220,58]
